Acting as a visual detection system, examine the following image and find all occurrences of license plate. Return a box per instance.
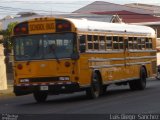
[40,86,48,91]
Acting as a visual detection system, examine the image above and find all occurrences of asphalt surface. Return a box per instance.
[0,78,160,120]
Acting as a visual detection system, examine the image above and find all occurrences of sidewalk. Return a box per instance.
[0,73,14,96]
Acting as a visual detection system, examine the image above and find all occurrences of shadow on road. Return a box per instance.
[21,87,136,106]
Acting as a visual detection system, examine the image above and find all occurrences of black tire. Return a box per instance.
[101,85,107,95]
[156,71,160,80]
[33,92,48,103]
[86,72,102,99]
[129,67,147,90]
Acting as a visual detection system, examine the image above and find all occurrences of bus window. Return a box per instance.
[119,37,124,49]
[146,38,149,49]
[113,36,119,49]
[87,35,93,50]
[128,37,133,49]
[141,38,146,50]
[79,35,86,53]
[146,38,152,49]
[99,36,105,50]
[133,37,138,49]
[149,38,153,49]
[93,35,99,50]
[138,37,142,49]
[106,36,112,50]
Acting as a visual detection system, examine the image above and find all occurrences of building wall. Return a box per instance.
[0,44,7,90]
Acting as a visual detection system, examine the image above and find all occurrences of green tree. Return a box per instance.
[0,22,17,50]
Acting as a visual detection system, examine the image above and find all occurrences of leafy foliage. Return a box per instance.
[0,22,18,50]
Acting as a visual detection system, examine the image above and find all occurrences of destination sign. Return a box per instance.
[29,21,55,34]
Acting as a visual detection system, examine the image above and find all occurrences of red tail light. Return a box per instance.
[17,64,23,70]
[65,61,70,67]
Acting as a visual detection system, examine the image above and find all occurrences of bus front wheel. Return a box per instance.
[86,72,102,99]
[33,91,48,103]
[129,67,147,90]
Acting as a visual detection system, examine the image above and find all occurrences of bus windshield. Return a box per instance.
[13,33,75,61]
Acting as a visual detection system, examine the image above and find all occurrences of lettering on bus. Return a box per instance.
[29,23,55,32]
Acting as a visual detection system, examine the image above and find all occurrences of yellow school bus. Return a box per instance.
[12,17,157,102]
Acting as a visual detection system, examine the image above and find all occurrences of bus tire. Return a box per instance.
[129,67,147,90]
[156,71,160,80]
[86,72,101,99]
[156,66,160,80]
[101,85,107,95]
[33,91,48,103]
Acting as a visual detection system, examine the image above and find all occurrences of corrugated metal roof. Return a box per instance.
[125,3,160,14]
[73,1,152,14]
[93,10,160,23]
[63,14,114,22]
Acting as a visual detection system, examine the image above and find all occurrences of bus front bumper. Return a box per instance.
[14,82,80,96]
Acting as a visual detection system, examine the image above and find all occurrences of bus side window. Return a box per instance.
[138,37,142,49]
[106,36,112,50]
[93,35,99,50]
[119,37,124,49]
[79,35,86,53]
[99,36,105,50]
[150,39,153,49]
[128,37,133,49]
[124,38,128,49]
[141,38,146,50]
[133,37,138,49]
[146,38,152,49]
[87,35,93,50]
[113,36,119,49]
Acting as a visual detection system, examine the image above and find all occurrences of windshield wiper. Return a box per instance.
[53,51,60,63]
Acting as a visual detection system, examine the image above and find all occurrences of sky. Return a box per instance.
[1,0,160,19]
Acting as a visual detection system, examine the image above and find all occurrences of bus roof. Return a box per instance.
[65,18,156,37]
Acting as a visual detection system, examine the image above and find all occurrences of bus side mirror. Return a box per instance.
[71,52,79,60]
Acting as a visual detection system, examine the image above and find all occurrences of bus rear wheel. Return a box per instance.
[86,72,102,99]
[129,67,146,90]
[33,91,48,103]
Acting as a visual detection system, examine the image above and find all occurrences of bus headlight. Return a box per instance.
[20,79,30,83]
[59,77,70,81]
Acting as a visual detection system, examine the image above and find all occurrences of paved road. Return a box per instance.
[0,78,160,119]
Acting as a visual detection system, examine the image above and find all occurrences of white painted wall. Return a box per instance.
[0,44,7,90]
